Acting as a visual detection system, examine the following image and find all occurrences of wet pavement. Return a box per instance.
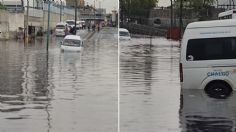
[120,37,181,132]
[120,36,236,132]
[180,89,236,132]
[0,27,118,132]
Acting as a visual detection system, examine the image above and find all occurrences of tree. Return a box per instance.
[120,0,158,19]
[0,2,6,10]
[174,0,216,20]
[175,0,216,9]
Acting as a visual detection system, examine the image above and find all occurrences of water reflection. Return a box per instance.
[180,89,236,132]
[0,38,52,132]
[120,37,181,132]
[0,28,117,132]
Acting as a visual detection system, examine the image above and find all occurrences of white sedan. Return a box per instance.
[61,35,84,52]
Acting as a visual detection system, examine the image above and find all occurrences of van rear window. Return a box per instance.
[186,37,236,61]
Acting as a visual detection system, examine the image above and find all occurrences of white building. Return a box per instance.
[2,0,66,9]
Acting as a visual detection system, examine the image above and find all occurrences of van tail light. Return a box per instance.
[179,63,183,82]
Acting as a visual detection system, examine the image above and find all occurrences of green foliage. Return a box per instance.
[175,0,216,9]
[0,2,6,10]
[121,0,158,17]
[174,0,216,20]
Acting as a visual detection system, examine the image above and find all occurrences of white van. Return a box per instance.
[55,22,67,36]
[180,19,236,97]
[76,21,85,29]
[61,35,84,52]
[66,20,75,29]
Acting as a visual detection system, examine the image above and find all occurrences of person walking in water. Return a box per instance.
[97,23,100,32]
[64,25,69,36]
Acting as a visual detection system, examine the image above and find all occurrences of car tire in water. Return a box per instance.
[205,82,232,99]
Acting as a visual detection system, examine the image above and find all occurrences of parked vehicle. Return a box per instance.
[180,19,236,98]
[218,9,236,20]
[119,28,131,40]
[61,35,84,52]
[65,20,75,29]
[76,21,85,29]
[55,22,68,36]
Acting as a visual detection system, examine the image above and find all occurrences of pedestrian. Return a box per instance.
[92,24,95,31]
[64,25,69,36]
[97,24,100,32]
[69,26,76,35]
[88,23,91,31]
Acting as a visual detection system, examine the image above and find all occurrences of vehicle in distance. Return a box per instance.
[65,20,75,29]
[55,22,68,36]
[119,28,131,40]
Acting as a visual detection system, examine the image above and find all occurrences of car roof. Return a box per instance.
[119,28,129,32]
[64,35,81,40]
[187,19,236,29]
[66,20,75,22]
[56,22,67,25]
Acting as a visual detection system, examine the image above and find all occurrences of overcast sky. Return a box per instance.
[85,0,118,13]
[158,0,171,7]
[84,0,168,13]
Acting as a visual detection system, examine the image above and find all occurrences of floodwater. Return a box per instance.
[0,27,118,132]
[180,89,236,132]
[120,37,236,132]
[120,37,181,132]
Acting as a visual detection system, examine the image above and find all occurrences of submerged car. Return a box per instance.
[61,35,84,52]
[119,28,131,40]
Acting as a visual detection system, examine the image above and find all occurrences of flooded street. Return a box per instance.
[0,27,118,132]
[120,37,236,132]
[120,37,181,132]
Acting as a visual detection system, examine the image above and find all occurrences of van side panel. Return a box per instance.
[181,25,236,90]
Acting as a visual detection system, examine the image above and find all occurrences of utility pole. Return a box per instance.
[94,0,96,25]
[232,0,235,9]
[24,0,29,43]
[179,0,183,39]
[46,0,51,51]
[75,0,78,35]
[170,0,173,39]
[60,0,62,22]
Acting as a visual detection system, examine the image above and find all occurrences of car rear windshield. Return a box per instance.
[119,31,129,36]
[56,25,65,29]
[186,37,236,61]
[66,21,75,25]
[63,39,81,47]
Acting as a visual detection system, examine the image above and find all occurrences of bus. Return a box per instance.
[218,9,236,20]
